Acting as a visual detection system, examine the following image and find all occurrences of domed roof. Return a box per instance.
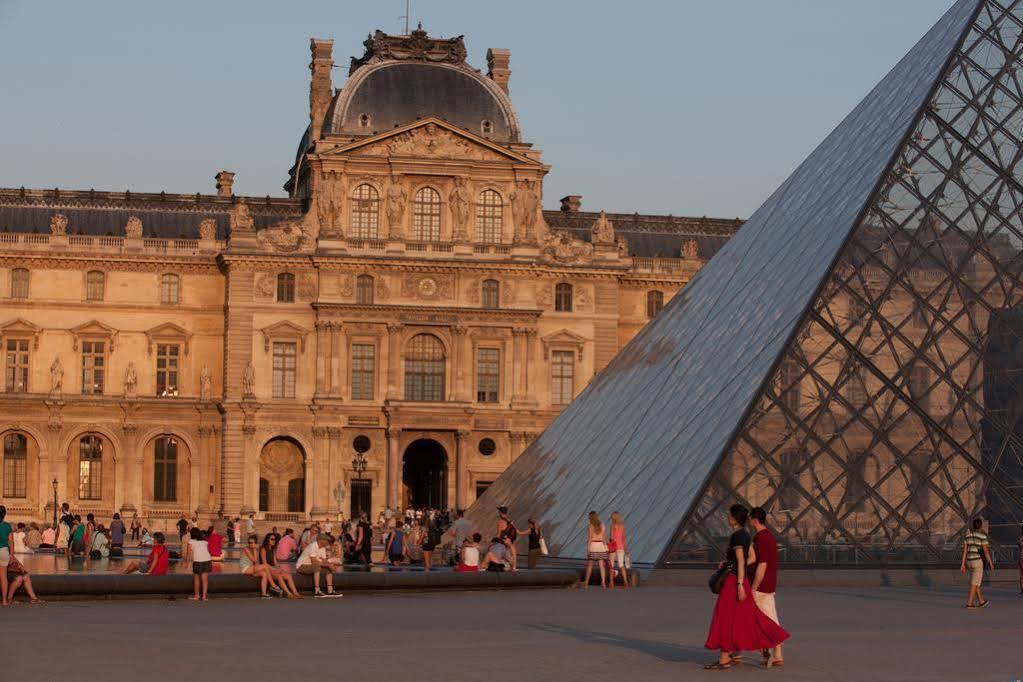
[327,29,520,142]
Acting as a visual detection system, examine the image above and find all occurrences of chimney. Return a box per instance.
[560,195,582,212]
[487,48,511,94]
[215,171,235,197]
[309,38,335,141]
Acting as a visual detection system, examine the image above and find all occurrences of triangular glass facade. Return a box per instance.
[468,0,1023,567]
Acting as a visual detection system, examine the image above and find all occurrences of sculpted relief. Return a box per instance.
[511,180,541,244]
[386,177,408,239]
[402,273,454,300]
[541,230,594,265]
[316,170,343,238]
[360,123,504,161]
[449,177,471,242]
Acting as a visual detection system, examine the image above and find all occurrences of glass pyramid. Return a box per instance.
[467,0,1023,567]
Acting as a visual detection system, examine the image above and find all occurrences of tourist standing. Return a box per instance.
[0,505,12,605]
[109,513,125,549]
[704,504,789,670]
[296,534,340,597]
[526,519,544,570]
[355,514,373,566]
[176,516,189,547]
[130,513,141,543]
[497,506,519,570]
[245,514,255,540]
[206,526,224,560]
[185,527,212,601]
[582,511,609,588]
[608,512,628,586]
[961,518,994,608]
[750,507,783,667]
[386,523,407,565]
[69,516,86,556]
[422,517,441,571]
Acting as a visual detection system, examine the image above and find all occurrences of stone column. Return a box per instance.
[315,322,328,397]
[241,420,259,515]
[310,426,329,517]
[330,323,346,399]
[455,429,471,511]
[386,427,401,509]
[386,323,403,400]
[452,325,470,401]
[525,329,538,396]
[511,328,526,402]
[327,427,343,515]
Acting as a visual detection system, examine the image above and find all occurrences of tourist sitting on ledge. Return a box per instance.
[259,534,302,599]
[25,522,42,550]
[88,525,110,560]
[275,528,298,562]
[6,554,41,605]
[123,532,169,576]
[455,533,482,572]
[38,524,56,549]
[480,537,510,573]
[12,523,31,554]
[140,528,153,546]
[206,525,224,561]
[296,533,340,598]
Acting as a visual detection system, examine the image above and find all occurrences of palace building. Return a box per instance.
[0,28,740,527]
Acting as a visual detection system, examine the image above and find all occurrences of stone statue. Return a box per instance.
[49,356,64,395]
[50,214,68,236]
[124,215,143,239]
[124,361,138,396]
[681,239,699,260]
[511,180,540,243]
[386,177,408,238]
[590,210,616,245]
[229,199,255,235]
[316,170,343,238]
[449,177,471,242]
[242,362,256,397]
[198,218,217,241]
[200,364,212,401]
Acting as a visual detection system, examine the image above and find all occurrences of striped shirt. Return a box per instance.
[964,530,988,562]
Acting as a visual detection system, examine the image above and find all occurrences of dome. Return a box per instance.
[329,61,520,142]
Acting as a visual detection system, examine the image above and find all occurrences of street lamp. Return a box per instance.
[51,478,58,529]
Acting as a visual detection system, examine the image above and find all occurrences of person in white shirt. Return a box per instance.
[185,527,212,601]
[296,534,340,597]
[245,514,255,538]
[11,523,31,554]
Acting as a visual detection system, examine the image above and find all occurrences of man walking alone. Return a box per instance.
[749,507,783,668]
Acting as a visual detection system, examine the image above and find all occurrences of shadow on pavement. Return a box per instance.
[527,623,707,664]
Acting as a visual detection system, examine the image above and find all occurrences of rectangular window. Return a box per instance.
[272,342,297,398]
[350,478,372,519]
[475,480,494,500]
[551,350,575,405]
[5,338,29,393]
[86,271,105,301]
[156,344,180,396]
[161,274,180,305]
[81,341,105,394]
[476,347,500,403]
[351,343,376,401]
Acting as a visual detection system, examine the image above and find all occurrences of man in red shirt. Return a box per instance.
[750,507,783,668]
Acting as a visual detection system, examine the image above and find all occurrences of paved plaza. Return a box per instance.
[2,584,1020,681]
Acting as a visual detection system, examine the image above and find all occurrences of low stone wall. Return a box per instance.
[28,569,580,599]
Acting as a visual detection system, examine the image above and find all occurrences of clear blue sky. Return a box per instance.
[0,0,957,218]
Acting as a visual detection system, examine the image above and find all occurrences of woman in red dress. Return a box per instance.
[704,504,789,670]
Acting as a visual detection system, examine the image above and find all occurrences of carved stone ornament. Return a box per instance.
[590,210,616,245]
[351,27,468,73]
[242,362,256,397]
[229,199,255,234]
[257,217,310,252]
[49,356,64,395]
[449,177,471,242]
[50,213,68,236]
[199,218,217,241]
[501,282,515,306]
[375,277,390,301]
[535,283,553,308]
[577,285,593,309]
[402,273,454,300]
[466,279,481,304]
[511,179,540,243]
[315,170,343,238]
[617,235,629,257]
[681,239,699,260]
[364,123,500,161]
[200,364,212,401]
[254,273,275,299]
[386,177,408,238]
[297,273,318,300]
[123,361,138,397]
[124,215,143,239]
[338,274,355,298]
[541,231,594,264]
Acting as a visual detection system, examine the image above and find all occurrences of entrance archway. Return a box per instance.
[402,439,448,509]
[259,437,306,513]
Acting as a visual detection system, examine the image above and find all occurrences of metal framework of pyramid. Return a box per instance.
[467,0,1023,566]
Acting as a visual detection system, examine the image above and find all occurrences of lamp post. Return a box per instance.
[352,452,368,476]
[51,478,58,529]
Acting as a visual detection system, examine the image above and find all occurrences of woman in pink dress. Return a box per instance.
[608,512,629,588]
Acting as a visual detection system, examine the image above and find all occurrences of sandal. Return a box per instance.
[730,655,743,665]
[704,662,731,670]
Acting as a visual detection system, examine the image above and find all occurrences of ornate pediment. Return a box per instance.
[541,230,594,265]
[330,119,538,164]
[260,320,310,352]
[71,320,118,350]
[0,318,42,348]
[144,322,193,355]
[541,328,587,360]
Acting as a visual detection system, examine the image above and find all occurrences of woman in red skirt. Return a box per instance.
[704,504,789,670]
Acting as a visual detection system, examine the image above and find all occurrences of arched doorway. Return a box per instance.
[402,439,448,509]
[259,437,306,514]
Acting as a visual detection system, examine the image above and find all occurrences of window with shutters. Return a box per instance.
[272,342,297,398]
[412,187,442,241]
[551,350,575,405]
[350,184,380,239]
[351,343,376,401]
[476,347,500,403]
[153,436,178,502]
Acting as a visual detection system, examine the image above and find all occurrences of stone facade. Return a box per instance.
[0,29,740,527]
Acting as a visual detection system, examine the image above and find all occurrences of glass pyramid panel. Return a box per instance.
[465,0,981,565]
[666,0,1023,565]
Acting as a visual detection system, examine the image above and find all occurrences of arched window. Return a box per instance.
[351,184,380,239]
[475,189,503,243]
[276,273,295,303]
[3,432,27,498]
[356,274,374,305]
[412,187,442,242]
[153,436,178,502]
[160,273,180,305]
[555,282,573,312]
[259,478,270,512]
[10,268,29,299]
[86,271,105,301]
[482,279,500,309]
[79,435,103,500]
[647,290,664,318]
[404,334,445,401]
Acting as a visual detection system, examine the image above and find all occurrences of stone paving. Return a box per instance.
[2,584,1022,681]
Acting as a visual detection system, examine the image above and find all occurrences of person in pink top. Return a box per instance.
[206,526,224,560]
[609,511,629,588]
[276,528,298,562]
